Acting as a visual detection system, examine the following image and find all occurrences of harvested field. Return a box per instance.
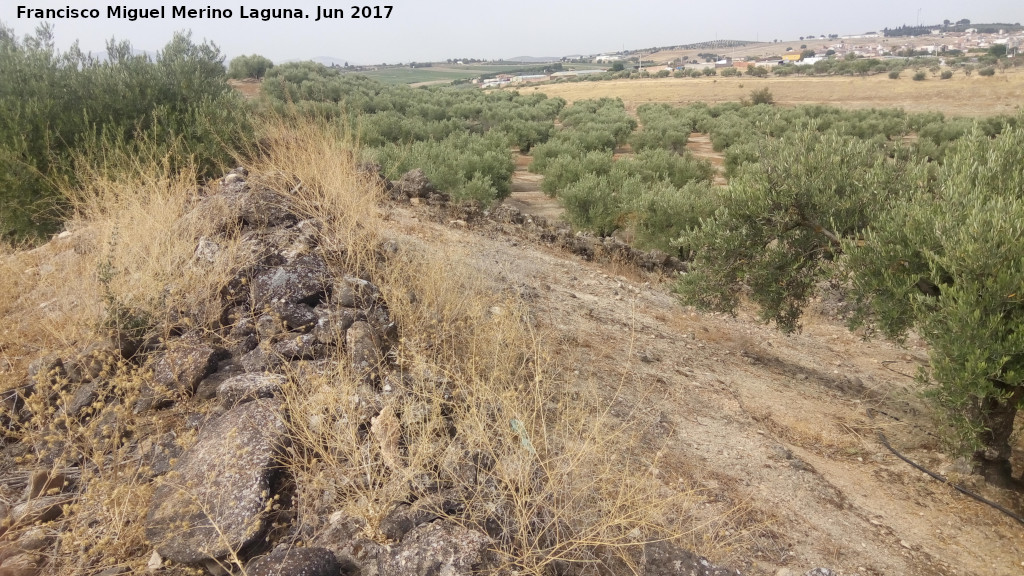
[533,70,1024,117]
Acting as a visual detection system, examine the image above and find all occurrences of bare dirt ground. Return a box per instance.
[533,70,1024,118]
[685,133,728,186]
[505,152,564,221]
[227,78,262,99]
[383,203,1024,576]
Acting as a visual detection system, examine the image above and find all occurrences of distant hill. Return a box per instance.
[504,55,561,63]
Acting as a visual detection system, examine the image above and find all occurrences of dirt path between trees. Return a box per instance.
[685,132,729,186]
[505,152,564,221]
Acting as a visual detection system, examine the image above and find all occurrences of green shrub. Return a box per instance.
[889,70,901,79]
[529,138,585,173]
[845,124,1024,479]
[539,151,613,196]
[0,24,251,240]
[675,117,1024,483]
[611,148,714,188]
[631,181,717,254]
[559,173,628,237]
[978,66,996,76]
[749,87,774,105]
[228,54,274,79]
[373,131,514,205]
[675,129,923,332]
[940,70,954,79]
[913,70,927,81]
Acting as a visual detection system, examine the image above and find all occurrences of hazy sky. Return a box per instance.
[3,1,1022,64]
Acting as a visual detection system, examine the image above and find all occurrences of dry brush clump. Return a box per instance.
[0,116,724,575]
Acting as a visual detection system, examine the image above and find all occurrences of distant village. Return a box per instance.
[478,27,1023,88]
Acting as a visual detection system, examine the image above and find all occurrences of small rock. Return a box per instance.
[347,322,382,384]
[194,363,245,401]
[250,254,330,312]
[379,495,452,541]
[24,470,68,500]
[14,528,50,552]
[272,332,325,361]
[67,380,102,418]
[240,343,284,373]
[146,550,163,573]
[393,168,437,199]
[0,552,44,576]
[377,521,492,576]
[332,276,380,310]
[12,495,73,526]
[194,238,221,263]
[216,373,286,408]
[313,512,381,570]
[134,340,226,413]
[246,547,342,576]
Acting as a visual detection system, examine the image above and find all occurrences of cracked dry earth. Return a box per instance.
[382,201,1024,576]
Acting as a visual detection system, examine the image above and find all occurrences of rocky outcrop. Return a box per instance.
[489,204,689,274]
[1,166,749,576]
[389,168,447,202]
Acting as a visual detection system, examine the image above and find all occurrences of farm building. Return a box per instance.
[511,74,549,84]
[550,69,607,78]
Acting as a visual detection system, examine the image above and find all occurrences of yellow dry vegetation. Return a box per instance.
[533,68,1024,117]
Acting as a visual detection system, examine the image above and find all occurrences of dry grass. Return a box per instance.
[0,140,250,573]
[0,115,714,574]
[533,68,1024,117]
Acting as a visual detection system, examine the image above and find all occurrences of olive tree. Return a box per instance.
[676,121,1024,486]
[845,124,1024,485]
[676,130,922,331]
[228,53,274,79]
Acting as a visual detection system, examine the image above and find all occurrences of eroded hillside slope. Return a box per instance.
[384,200,1024,576]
